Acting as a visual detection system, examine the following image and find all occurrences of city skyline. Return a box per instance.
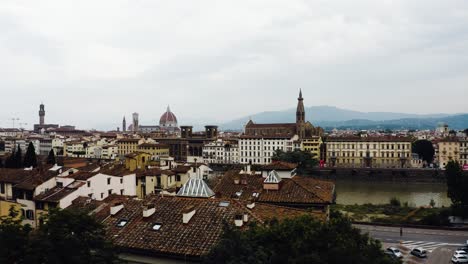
[1,1,468,129]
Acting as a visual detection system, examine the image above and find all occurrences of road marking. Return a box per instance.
[400,240,452,253]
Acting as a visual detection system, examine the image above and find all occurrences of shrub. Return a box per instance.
[389,197,401,207]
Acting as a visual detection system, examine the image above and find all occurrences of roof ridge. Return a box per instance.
[290,177,325,203]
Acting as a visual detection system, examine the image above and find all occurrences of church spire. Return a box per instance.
[296,89,305,139]
[122,116,126,132]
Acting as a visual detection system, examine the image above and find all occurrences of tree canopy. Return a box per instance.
[5,145,23,169]
[272,149,318,170]
[205,214,399,264]
[412,140,435,164]
[23,142,38,168]
[446,160,468,217]
[47,149,56,165]
[0,208,119,264]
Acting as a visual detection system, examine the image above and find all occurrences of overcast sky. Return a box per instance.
[1,0,468,130]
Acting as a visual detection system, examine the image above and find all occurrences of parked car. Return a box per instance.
[410,247,427,258]
[455,250,468,255]
[452,254,468,263]
[386,247,403,259]
[459,246,468,252]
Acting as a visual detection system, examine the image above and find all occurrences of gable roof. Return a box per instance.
[71,195,316,260]
[213,170,335,205]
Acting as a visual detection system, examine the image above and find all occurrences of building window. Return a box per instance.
[108,189,112,195]
[87,181,91,187]
[120,178,123,184]
[107,178,111,185]
[120,189,124,195]
[101,193,104,199]
[0,183,5,194]
[26,210,34,220]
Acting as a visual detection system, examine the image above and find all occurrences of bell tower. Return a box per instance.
[296,90,305,139]
[39,103,45,125]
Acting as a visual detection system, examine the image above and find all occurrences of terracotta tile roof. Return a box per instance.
[213,170,335,205]
[99,164,135,177]
[259,177,334,205]
[240,135,295,139]
[117,138,141,143]
[212,171,264,200]
[171,166,191,173]
[135,168,162,177]
[325,136,413,142]
[71,195,315,259]
[261,161,298,170]
[246,123,297,128]
[34,183,84,203]
[65,171,98,181]
[9,169,57,191]
[0,169,34,184]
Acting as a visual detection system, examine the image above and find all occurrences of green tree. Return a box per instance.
[23,142,38,168]
[412,140,435,164]
[446,160,468,217]
[4,153,14,168]
[0,208,119,264]
[272,149,318,171]
[47,149,56,165]
[14,145,22,168]
[0,207,31,263]
[205,214,399,264]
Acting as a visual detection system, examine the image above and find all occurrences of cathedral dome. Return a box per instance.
[159,106,178,127]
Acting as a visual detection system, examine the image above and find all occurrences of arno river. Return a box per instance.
[335,180,451,207]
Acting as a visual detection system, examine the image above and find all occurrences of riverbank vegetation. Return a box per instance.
[446,160,468,218]
[333,199,451,226]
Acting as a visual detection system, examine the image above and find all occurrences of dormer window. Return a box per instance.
[152,223,162,231]
[116,219,128,227]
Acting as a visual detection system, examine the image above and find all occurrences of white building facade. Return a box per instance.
[239,135,299,165]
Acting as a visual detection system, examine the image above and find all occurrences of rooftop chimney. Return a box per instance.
[182,205,196,224]
[243,213,249,223]
[247,201,255,209]
[110,203,124,215]
[143,204,156,218]
[234,214,244,227]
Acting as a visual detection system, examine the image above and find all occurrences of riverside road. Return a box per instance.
[356,224,468,264]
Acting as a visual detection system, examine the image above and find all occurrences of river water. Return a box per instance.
[335,180,451,207]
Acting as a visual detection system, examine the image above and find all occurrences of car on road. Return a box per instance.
[410,247,427,258]
[452,254,468,263]
[386,247,403,259]
[455,250,468,255]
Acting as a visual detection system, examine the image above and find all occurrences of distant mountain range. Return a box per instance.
[221,106,468,131]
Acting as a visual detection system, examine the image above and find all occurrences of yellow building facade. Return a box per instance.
[117,138,144,156]
[301,136,322,159]
[137,143,170,159]
[438,139,460,169]
[326,136,412,168]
